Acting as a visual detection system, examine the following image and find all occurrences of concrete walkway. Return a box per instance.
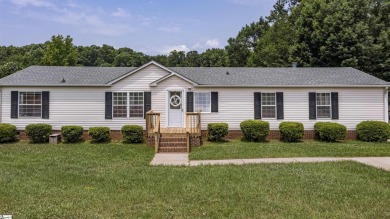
[150,153,390,171]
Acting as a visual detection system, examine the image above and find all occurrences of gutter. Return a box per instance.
[0,84,112,87]
[194,85,390,88]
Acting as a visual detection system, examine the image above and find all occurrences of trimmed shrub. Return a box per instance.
[356,121,390,142]
[279,122,304,142]
[25,124,52,143]
[121,125,144,143]
[314,122,346,142]
[88,126,110,143]
[88,126,110,142]
[207,123,228,142]
[240,120,270,142]
[0,123,17,143]
[61,126,84,143]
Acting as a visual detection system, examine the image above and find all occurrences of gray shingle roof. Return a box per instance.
[0,66,136,86]
[169,67,388,86]
[0,64,387,87]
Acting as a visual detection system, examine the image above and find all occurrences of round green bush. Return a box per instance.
[25,124,52,143]
[356,121,390,142]
[0,123,17,143]
[207,123,228,142]
[88,126,110,143]
[61,126,83,143]
[279,122,304,142]
[121,125,144,143]
[314,122,346,142]
[240,120,269,142]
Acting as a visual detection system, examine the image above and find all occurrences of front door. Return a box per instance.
[168,91,183,127]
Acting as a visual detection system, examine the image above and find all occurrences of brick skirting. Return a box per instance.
[202,130,357,140]
[17,129,357,142]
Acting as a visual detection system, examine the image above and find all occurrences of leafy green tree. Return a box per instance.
[200,48,228,67]
[167,50,186,67]
[226,17,269,67]
[0,62,23,78]
[41,35,79,66]
[185,51,201,67]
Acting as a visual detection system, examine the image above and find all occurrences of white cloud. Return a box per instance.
[111,8,130,18]
[205,38,220,47]
[10,1,135,36]
[11,0,52,7]
[159,44,190,54]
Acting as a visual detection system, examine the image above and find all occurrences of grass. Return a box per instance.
[190,139,390,160]
[1,142,390,218]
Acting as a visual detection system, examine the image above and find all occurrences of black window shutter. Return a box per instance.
[105,92,112,119]
[144,92,151,118]
[211,92,218,112]
[254,92,262,119]
[42,91,50,119]
[309,92,316,119]
[276,92,284,119]
[186,92,194,112]
[331,92,339,119]
[11,91,18,118]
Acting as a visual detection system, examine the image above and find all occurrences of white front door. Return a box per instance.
[168,91,183,127]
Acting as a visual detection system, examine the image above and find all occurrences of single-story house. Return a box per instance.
[0,61,388,150]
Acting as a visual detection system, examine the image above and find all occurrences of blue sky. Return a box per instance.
[0,0,275,55]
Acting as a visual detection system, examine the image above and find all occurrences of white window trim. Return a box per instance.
[193,92,211,113]
[112,92,128,119]
[261,92,277,119]
[316,92,332,119]
[18,91,42,118]
[112,91,145,119]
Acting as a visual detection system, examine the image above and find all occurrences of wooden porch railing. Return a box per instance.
[185,112,201,152]
[146,110,160,153]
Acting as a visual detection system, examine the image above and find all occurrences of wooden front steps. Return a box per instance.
[158,135,187,153]
[146,110,201,154]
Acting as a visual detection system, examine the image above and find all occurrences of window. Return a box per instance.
[262,93,276,118]
[113,92,127,118]
[129,92,144,118]
[194,92,211,113]
[316,93,331,118]
[19,92,42,117]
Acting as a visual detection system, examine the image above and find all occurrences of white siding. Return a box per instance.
[190,87,386,130]
[0,64,386,131]
[0,65,170,130]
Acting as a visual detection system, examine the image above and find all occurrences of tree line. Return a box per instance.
[1,0,389,80]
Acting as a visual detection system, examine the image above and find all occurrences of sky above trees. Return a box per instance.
[0,0,275,55]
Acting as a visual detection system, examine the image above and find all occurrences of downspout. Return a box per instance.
[385,87,389,123]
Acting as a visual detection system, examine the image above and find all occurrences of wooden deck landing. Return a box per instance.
[160,128,186,134]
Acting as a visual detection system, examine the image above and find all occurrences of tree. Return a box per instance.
[225,17,269,67]
[41,35,79,66]
[0,62,23,78]
[185,51,201,67]
[200,49,228,67]
[167,50,186,67]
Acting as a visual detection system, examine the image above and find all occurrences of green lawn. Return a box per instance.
[190,139,390,160]
[1,142,390,218]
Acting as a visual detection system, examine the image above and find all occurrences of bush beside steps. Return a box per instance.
[207,123,228,142]
[121,125,144,143]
